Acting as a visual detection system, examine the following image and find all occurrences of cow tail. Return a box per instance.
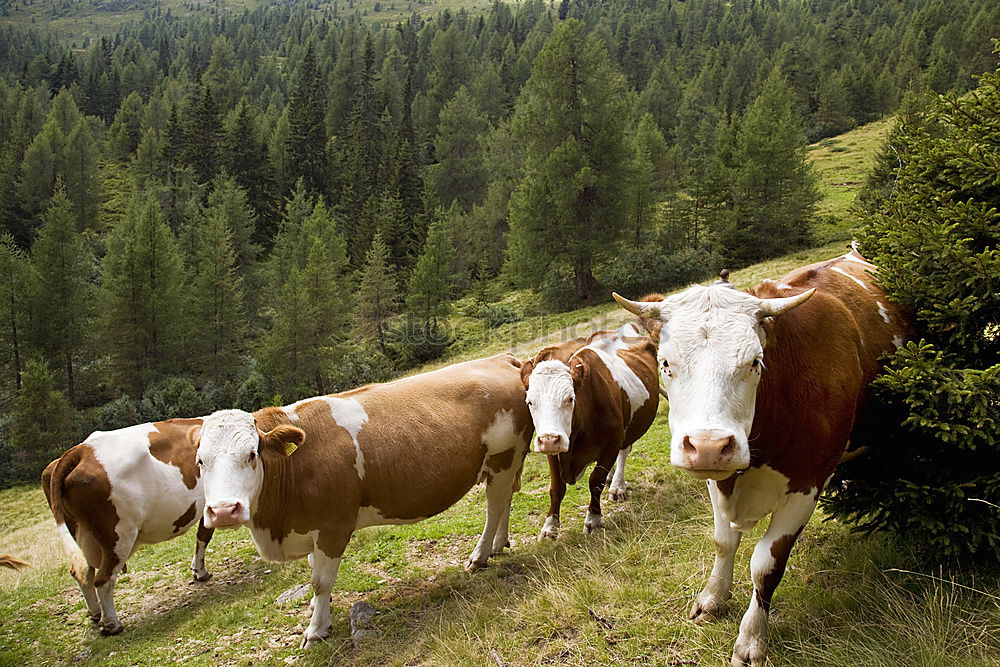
[45,446,91,577]
[0,555,28,570]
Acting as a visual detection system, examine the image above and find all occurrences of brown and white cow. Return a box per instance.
[42,419,215,635]
[614,249,913,666]
[521,324,659,539]
[191,353,533,648]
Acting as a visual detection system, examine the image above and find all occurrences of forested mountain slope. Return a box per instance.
[0,0,996,484]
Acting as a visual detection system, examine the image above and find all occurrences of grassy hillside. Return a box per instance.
[0,0,488,46]
[3,242,999,667]
[806,117,893,244]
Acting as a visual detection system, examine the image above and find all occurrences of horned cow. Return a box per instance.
[614,248,913,666]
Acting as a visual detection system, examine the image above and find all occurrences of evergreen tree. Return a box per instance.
[189,204,247,385]
[28,188,92,403]
[355,232,398,352]
[429,85,488,211]
[0,234,28,399]
[101,194,187,394]
[506,20,632,303]
[8,357,75,482]
[223,99,278,243]
[714,68,819,266]
[284,45,328,198]
[181,85,223,185]
[63,120,101,230]
[258,198,351,397]
[406,215,454,330]
[827,52,1000,557]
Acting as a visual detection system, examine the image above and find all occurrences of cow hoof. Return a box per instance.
[465,558,489,573]
[608,485,629,502]
[689,596,726,625]
[192,570,213,582]
[300,631,329,650]
[537,527,558,541]
[99,621,123,636]
[731,636,766,666]
[583,514,603,534]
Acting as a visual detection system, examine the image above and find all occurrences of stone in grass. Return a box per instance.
[274,584,311,607]
[349,601,377,649]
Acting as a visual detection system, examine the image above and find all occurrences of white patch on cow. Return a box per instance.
[877,301,892,324]
[893,334,905,349]
[86,424,200,549]
[842,252,874,266]
[830,265,870,290]
[777,283,793,290]
[539,514,560,540]
[481,409,518,455]
[580,344,650,419]
[281,397,316,422]
[525,360,575,451]
[323,397,368,480]
[713,465,792,531]
[355,506,426,530]
[249,527,319,562]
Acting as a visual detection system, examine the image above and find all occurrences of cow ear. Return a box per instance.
[520,359,534,388]
[187,425,202,447]
[260,425,306,457]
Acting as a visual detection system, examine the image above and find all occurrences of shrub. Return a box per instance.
[598,245,723,297]
[825,52,1000,558]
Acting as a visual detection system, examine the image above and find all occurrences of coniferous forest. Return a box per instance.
[0,0,997,484]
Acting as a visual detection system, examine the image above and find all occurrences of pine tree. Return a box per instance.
[355,232,398,352]
[8,357,75,482]
[181,84,223,185]
[284,45,329,198]
[506,20,632,303]
[223,99,279,244]
[188,204,247,385]
[101,194,187,394]
[63,120,101,231]
[429,86,488,211]
[28,188,93,403]
[258,198,351,397]
[0,234,28,400]
[714,68,819,266]
[406,215,454,330]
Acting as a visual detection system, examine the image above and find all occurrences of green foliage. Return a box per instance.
[827,51,1000,558]
[406,215,455,329]
[506,19,633,304]
[6,357,75,482]
[355,232,399,352]
[599,246,724,299]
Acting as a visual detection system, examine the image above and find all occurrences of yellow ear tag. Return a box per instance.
[283,442,298,456]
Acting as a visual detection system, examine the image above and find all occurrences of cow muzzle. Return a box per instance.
[535,433,569,454]
[204,501,246,528]
[675,429,743,475]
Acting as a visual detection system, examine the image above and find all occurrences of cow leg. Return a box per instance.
[690,480,742,624]
[584,450,618,534]
[491,500,512,556]
[93,525,136,636]
[60,524,101,622]
[301,548,343,649]
[731,491,817,667]
[467,459,520,571]
[539,456,566,541]
[607,445,631,502]
[78,565,102,623]
[191,518,214,582]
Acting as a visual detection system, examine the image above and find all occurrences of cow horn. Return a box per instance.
[757,288,816,318]
[612,293,662,319]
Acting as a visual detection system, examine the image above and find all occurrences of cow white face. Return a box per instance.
[524,360,576,454]
[614,286,813,480]
[194,409,305,529]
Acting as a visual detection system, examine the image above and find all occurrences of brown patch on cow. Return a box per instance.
[485,448,515,473]
[754,529,803,612]
[172,503,197,534]
[48,444,122,586]
[149,419,204,490]
[247,353,533,562]
[715,473,738,498]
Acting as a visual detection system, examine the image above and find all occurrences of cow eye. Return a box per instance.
[567,396,575,405]
[751,358,761,369]
[196,459,203,467]
[248,451,256,463]
[526,400,533,407]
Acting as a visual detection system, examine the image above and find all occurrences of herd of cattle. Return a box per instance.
[20,249,912,666]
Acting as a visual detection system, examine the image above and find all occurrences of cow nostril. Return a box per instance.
[721,436,736,457]
[683,435,696,454]
[230,503,242,517]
